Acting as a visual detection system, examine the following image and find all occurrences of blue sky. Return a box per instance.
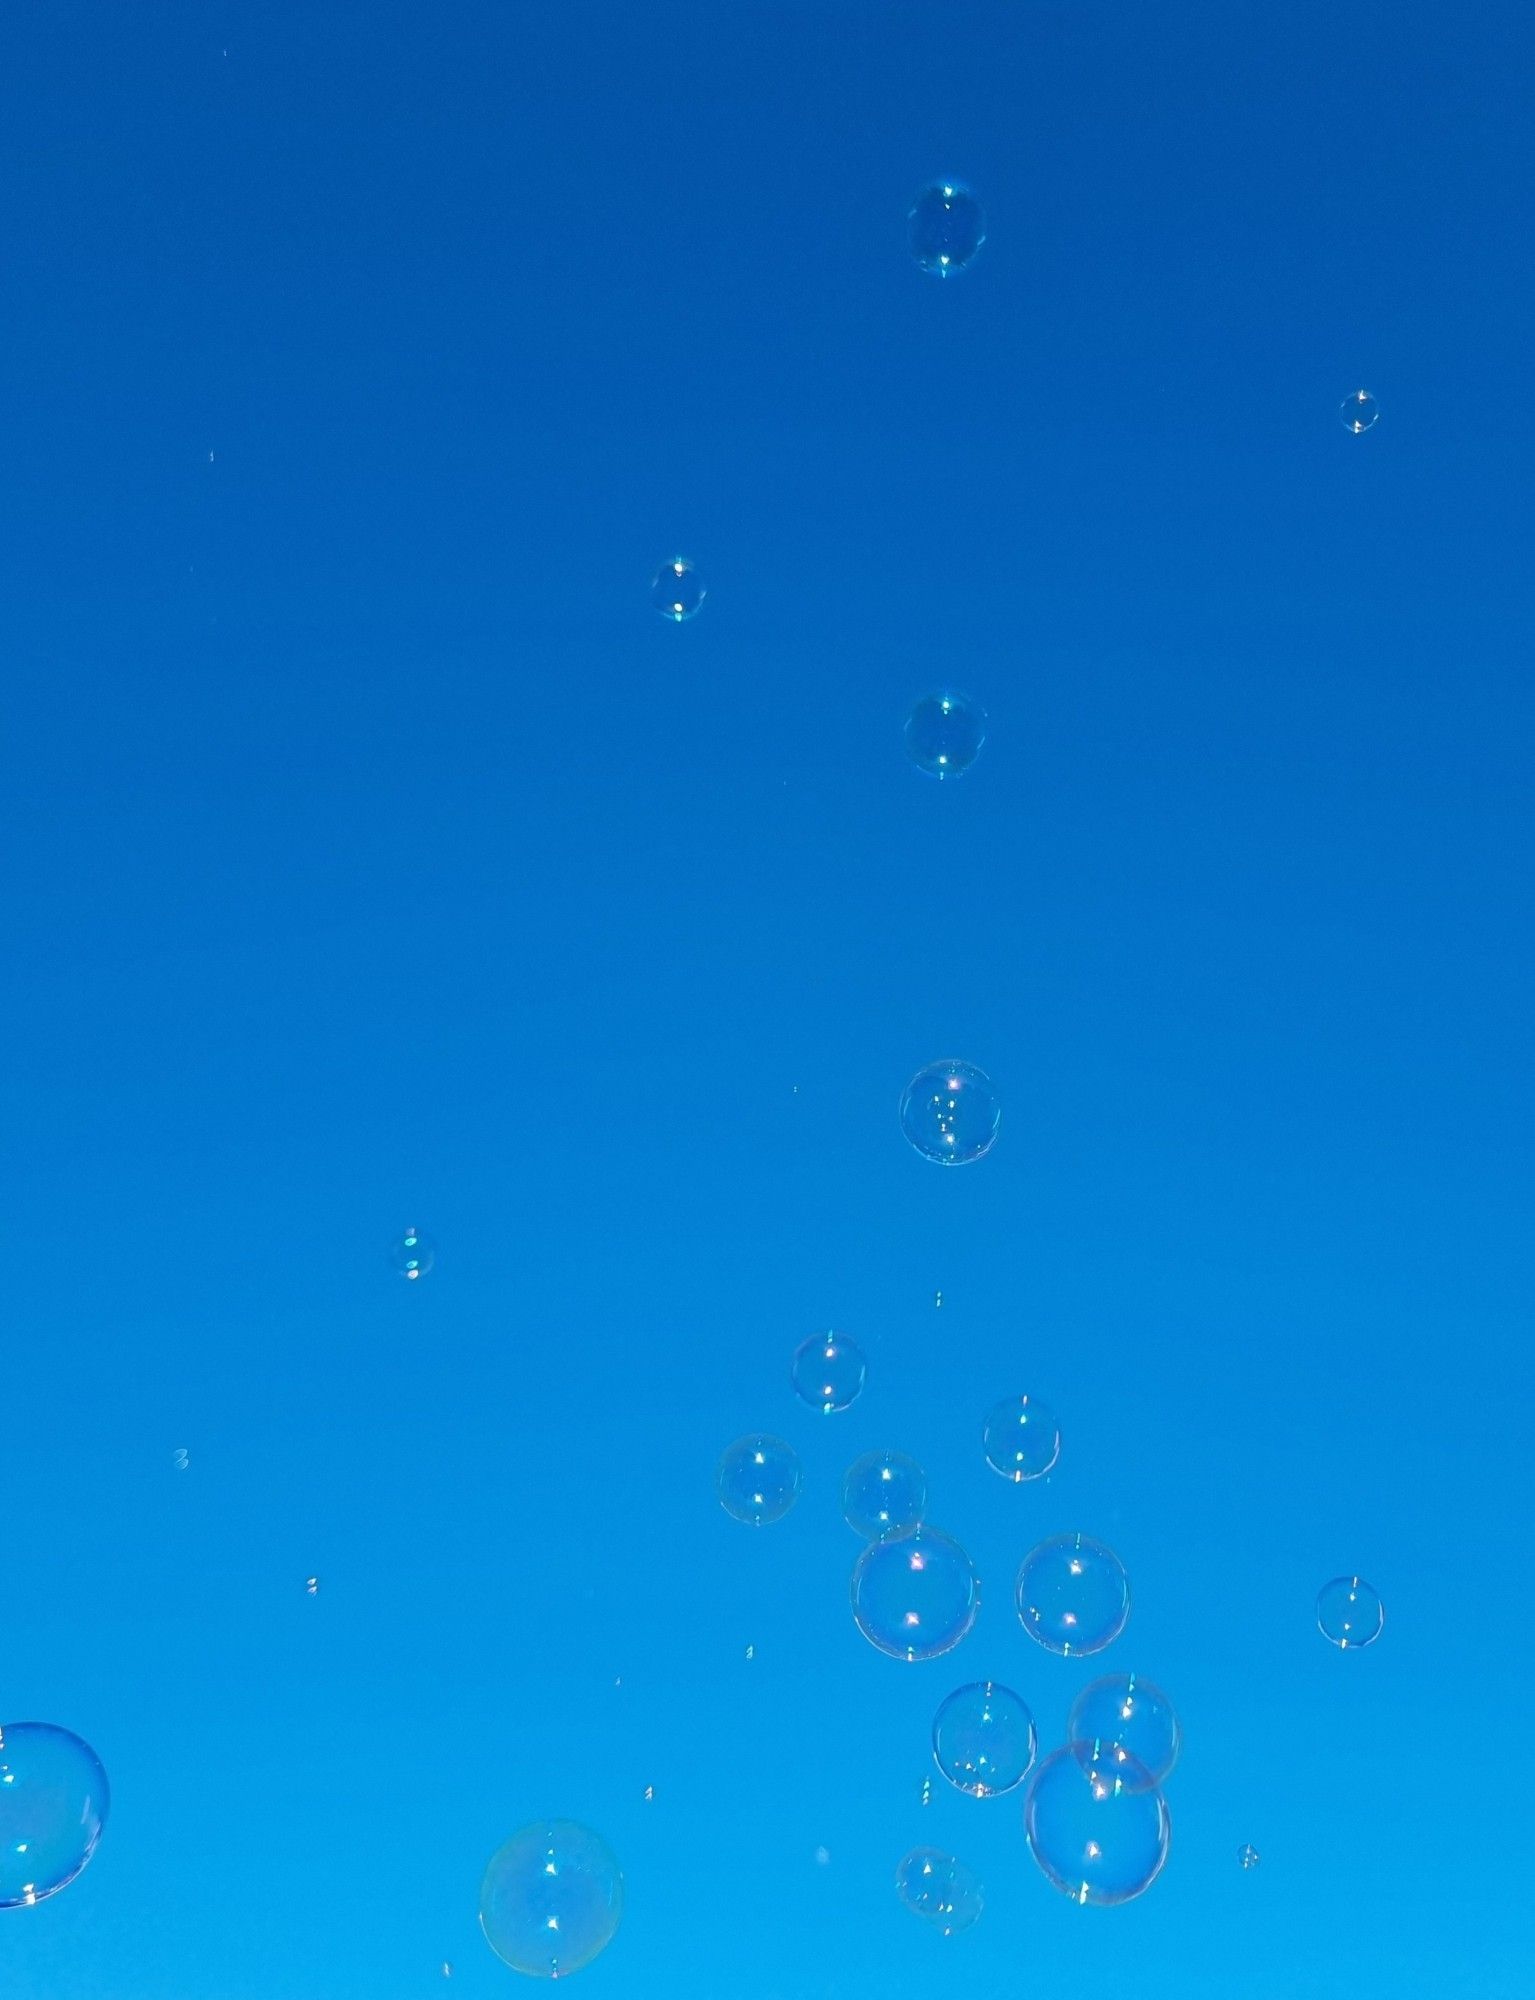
[2,2,1532,1995]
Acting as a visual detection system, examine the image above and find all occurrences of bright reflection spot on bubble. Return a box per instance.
[908,181,986,277]
[1068,1674,1180,1789]
[0,1723,110,1909]
[1237,1842,1260,1870]
[479,1821,623,1979]
[1024,1742,1170,1907]
[931,1681,1037,1798]
[716,1434,802,1526]
[791,1330,867,1414]
[391,1225,435,1280]
[900,1059,1001,1165]
[842,1448,927,1539]
[1015,1533,1130,1657]
[851,1526,980,1662]
[1340,390,1379,434]
[905,691,987,779]
[982,1394,1060,1482]
[1316,1575,1384,1649]
[894,1847,984,1934]
[649,556,705,622]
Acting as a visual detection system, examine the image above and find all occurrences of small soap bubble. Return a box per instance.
[982,1394,1061,1483]
[1340,389,1379,434]
[908,181,986,277]
[1316,1575,1384,1649]
[895,1848,984,1934]
[842,1448,927,1540]
[391,1225,435,1281]
[479,1821,624,1980]
[0,1723,111,1909]
[1068,1674,1180,1789]
[650,556,705,623]
[934,1289,943,1308]
[442,1964,453,1979]
[791,1330,867,1414]
[716,1434,802,1526]
[642,1786,654,1803]
[1237,1843,1260,1870]
[905,691,987,779]
[931,1681,1037,1798]
[899,1059,1001,1165]
[744,1644,754,1661]
[851,1525,980,1662]
[1015,1533,1130,1657]
[1024,1742,1170,1907]
[919,1776,933,1806]
[172,1447,190,1471]
[814,1845,831,1866]
[305,1576,320,1595]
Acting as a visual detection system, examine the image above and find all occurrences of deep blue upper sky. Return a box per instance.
[2,4,1532,1997]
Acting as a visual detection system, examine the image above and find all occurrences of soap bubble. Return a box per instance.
[931,1681,1036,1798]
[905,691,986,779]
[716,1434,802,1526]
[842,1449,927,1539]
[1237,1842,1260,1870]
[791,1330,867,1414]
[1015,1533,1130,1657]
[1316,1575,1384,1649]
[908,181,985,277]
[650,556,705,622]
[894,1847,984,1934]
[0,1723,111,1909]
[851,1525,980,1662]
[391,1225,435,1281]
[1024,1742,1170,1907]
[1340,390,1379,434]
[1068,1674,1180,1788]
[479,1820,623,1979]
[982,1394,1060,1482]
[899,1059,1001,1165]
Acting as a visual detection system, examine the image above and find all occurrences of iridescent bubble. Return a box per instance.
[1015,1533,1130,1657]
[899,1059,1001,1166]
[1024,1742,1170,1907]
[908,181,986,278]
[1237,1842,1260,1870]
[391,1225,435,1281]
[1068,1674,1180,1789]
[479,1820,623,1979]
[791,1330,867,1414]
[982,1394,1060,1483]
[1316,1575,1384,1650]
[716,1434,802,1526]
[904,691,987,780]
[851,1525,980,1662]
[842,1448,927,1539]
[1340,390,1379,434]
[894,1848,984,1934]
[0,1723,110,1909]
[931,1682,1036,1799]
[650,556,705,623]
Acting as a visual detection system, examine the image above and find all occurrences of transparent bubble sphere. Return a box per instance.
[908,181,986,277]
[894,1847,984,1934]
[716,1434,802,1526]
[1340,390,1379,434]
[1015,1533,1130,1657]
[1238,1842,1261,1870]
[650,556,705,622]
[931,1681,1036,1798]
[391,1225,435,1280]
[982,1394,1060,1482]
[479,1820,623,1979]
[905,691,987,779]
[851,1525,980,1662]
[1068,1674,1180,1789]
[899,1059,1001,1166]
[791,1330,867,1414]
[842,1448,927,1540]
[1024,1742,1170,1907]
[0,1722,111,1909]
[1316,1575,1384,1649]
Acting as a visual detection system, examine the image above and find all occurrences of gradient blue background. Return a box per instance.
[3,2,1532,1995]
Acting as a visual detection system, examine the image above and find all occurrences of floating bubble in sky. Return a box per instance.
[650,556,705,622]
[842,1448,927,1539]
[1340,390,1379,434]
[899,1059,1001,1165]
[716,1434,802,1526]
[982,1394,1060,1482]
[905,691,987,779]
[851,1525,980,1662]
[305,1576,320,1595]
[1237,1843,1260,1870]
[391,1225,435,1281]
[1024,1742,1170,1907]
[1016,1533,1130,1657]
[908,181,986,277]
[894,1848,984,1934]
[1316,1575,1384,1649]
[172,1447,190,1471]
[479,1820,624,1979]
[0,1723,111,1909]
[791,1330,867,1414]
[1068,1674,1180,1789]
[931,1682,1037,1799]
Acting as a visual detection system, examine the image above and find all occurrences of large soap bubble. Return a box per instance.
[899,1060,1001,1165]
[0,1722,110,1908]
[1068,1674,1180,1789]
[851,1526,980,1662]
[908,181,986,277]
[931,1681,1036,1798]
[982,1394,1060,1482]
[1024,1742,1170,1906]
[479,1820,623,1978]
[716,1434,802,1526]
[1316,1575,1384,1649]
[842,1448,926,1539]
[790,1330,867,1414]
[894,1847,984,1934]
[905,691,986,779]
[1015,1533,1130,1657]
